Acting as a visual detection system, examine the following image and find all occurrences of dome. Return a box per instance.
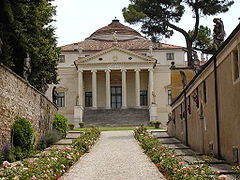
[86,19,145,41]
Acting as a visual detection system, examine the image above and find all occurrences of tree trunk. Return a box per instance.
[186,40,193,67]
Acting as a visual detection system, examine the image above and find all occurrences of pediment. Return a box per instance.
[74,46,156,65]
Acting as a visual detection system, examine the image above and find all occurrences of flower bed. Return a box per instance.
[134,126,220,179]
[0,127,101,180]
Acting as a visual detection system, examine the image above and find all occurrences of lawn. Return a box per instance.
[73,126,161,131]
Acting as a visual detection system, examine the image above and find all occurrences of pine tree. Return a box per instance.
[123,0,234,66]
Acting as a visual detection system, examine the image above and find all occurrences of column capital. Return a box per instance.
[121,69,127,72]
[148,68,154,72]
[91,69,97,73]
[105,69,111,73]
[77,69,83,73]
[134,68,141,72]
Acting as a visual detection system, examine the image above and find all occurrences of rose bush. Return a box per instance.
[0,127,100,180]
[134,126,219,179]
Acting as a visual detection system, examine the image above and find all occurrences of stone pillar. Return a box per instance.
[121,69,127,108]
[74,69,84,124]
[135,68,140,108]
[92,69,97,109]
[105,69,111,109]
[77,69,83,106]
[148,68,154,105]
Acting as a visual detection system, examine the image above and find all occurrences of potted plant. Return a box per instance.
[68,123,74,130]
[151,121,161,128]
[79,122,84,128]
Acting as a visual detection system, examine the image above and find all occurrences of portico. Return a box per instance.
[75,46,156,110]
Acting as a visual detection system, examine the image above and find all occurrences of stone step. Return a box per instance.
[182,156,226,165]
[164,144,190,149]
[158,138,182,144]
[174,149,202,156]
[54,139,74,145]
[152,132,173,138]
[83,108,149,127]
[210,163,236,174]
[66,132,81,139]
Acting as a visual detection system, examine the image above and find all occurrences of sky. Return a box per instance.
[52,0,240,47]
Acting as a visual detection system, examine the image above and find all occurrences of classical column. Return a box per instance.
[105,69,111,109]
[135,69,140,108]
[121,69,127,108]
[148,68,154,105]
[91,69,97,108]
[77,69,83,106]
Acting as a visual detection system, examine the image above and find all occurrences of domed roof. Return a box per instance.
[86,19,145,41]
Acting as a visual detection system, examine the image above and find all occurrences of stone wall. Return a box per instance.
[0,63,57,148]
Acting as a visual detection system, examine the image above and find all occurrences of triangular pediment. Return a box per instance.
[74,46,156,65]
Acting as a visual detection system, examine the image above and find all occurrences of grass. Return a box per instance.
[72,126,162,131]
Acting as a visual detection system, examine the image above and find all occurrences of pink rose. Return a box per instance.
[201,170,205,174]
[173,168,178,171]
[3,161,11,167]
[218,175,227,180]
[178,161,184,165]
[32,176,37,180]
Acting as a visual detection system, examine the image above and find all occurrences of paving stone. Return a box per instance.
[158,138,181,144]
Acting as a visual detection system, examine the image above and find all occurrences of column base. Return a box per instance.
[121,106,127,109]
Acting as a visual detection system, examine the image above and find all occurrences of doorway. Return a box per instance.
[111,86,122,109]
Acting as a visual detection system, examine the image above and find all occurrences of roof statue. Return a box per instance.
[192,51,201,74]
[179,71,187,88]
[23,53,31,81]
[213,18,225,49]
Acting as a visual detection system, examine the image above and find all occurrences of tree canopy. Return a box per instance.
[123,0,234,66]
[0,0,59,92]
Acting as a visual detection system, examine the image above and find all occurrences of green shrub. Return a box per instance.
[11,116,34,160]
[53,114,68,137]
[37,130,61,150]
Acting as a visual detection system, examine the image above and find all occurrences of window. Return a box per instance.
[140,90,148,106]
[59,55,65,63]
[167,90,172,105]
[203,81,207,103]
[56,92,65,107]
[85,92,92,107]
[166,53,174,60]
[232,48,239,81]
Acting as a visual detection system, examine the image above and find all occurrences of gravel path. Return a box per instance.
[62,131,166,180]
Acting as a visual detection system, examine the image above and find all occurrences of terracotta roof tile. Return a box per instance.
[61,39,184,52]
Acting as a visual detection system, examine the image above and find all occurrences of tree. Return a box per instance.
[188,25,215,54]
[0,0,59,92]
[123,0,234,66]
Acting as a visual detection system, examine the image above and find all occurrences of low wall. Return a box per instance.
[0,64,57,148]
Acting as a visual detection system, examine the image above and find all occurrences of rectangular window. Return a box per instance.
[167,90,172,105]
[56,92,65,107]
[166,53,174,60]
[140,90,148,106]
[203,81,207,103]
[232,48,239,81]
[59,55,65,63]
[85,92,92,107]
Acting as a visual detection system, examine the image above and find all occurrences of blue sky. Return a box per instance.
[52,0,240,47]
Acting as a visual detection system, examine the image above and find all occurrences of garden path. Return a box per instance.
[61,131,166,180]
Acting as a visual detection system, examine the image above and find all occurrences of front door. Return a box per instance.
[111,86,122,109]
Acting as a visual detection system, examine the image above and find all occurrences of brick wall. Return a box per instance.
[0,64,57,148]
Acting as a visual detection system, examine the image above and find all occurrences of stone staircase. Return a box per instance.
[83,108,149,127]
